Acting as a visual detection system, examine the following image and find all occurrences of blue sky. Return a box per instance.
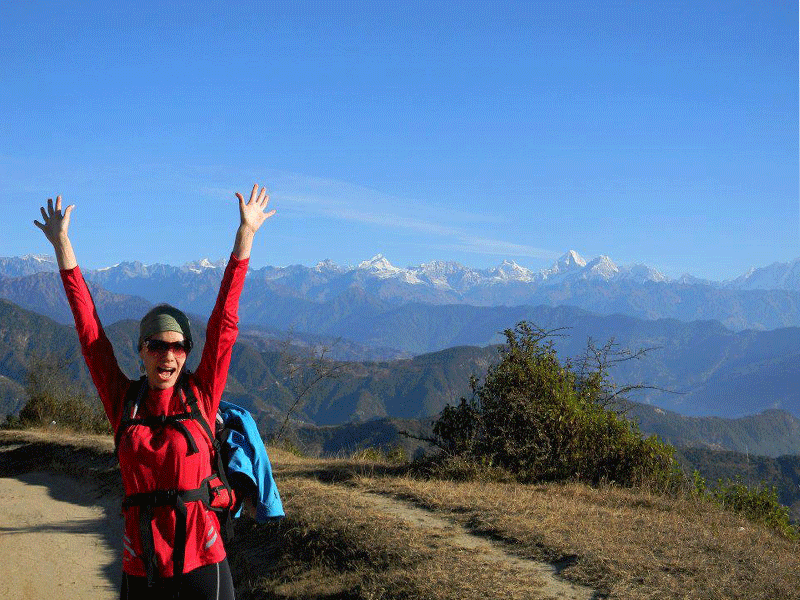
[1,0,797,280]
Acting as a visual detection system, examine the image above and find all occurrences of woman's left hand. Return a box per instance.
[236,184,276,234]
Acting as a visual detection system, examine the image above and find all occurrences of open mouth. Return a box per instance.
[156,367,177,381]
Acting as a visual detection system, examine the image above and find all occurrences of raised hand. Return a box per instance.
[33,195,77,270]
[236,184,276,235]
[232,184,275,260]
[34,195,75,246]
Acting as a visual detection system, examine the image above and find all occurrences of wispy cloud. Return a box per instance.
[200,186,238,199]
[196,169,559,262]
[240,172,558,260]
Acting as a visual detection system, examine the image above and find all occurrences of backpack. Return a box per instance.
[114,375,242,588]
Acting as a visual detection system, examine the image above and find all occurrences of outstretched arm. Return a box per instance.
[33,195,128,429]
[33,196,77,270]
[232,184,276,260]
[195,184,276,412]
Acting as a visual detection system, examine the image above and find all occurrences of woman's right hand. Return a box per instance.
[34,196,74,247]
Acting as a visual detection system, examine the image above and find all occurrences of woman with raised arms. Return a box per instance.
[34,185,275,600]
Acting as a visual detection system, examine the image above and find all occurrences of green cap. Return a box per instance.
[138,304,193,352]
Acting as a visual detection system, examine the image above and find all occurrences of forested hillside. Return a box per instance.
[4,296,800,457]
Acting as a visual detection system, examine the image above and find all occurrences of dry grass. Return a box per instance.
[346,471,800,600]
[268,450,800,600]
[232,455,560,599]
[3,431,799,599]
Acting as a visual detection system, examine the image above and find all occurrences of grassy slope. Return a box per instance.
[1,429,798,600]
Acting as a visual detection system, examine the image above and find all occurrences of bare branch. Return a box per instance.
[272,334,344,442]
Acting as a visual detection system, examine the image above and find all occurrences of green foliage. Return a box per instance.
[275,437,307,457]
[431,322,680,489]
[678,447,800,529]
[350,445,409,465]
[692,471,799,539]
[350,447,386,461]
[1,413,21,429]
[16,355,110,434]
[385,445,409,465]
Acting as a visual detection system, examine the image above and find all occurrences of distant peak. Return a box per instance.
[542,250,587,277]
[560,250,587,267]
[586,255,619,279]
[491,259,533,281]
[358,254,395,270]
[20,253,55,263]
[182,257,224,270]
[495,259,528,273]
[314,258,340,271]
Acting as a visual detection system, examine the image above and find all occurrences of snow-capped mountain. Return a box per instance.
[183,258,226,273]
[357,254,424,285]
[622,263,669,284]
[539,249,587,281]
[0,254,57,277]
[488,260,535,283]
[344,250,666,291]
[0,248,733,296]
[6,250,800,334]
[727,259,800,291]
[313,259,345,274]
[0,249,792,294]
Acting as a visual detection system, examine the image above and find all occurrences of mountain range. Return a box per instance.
[5,250,800,421]
[10,248,800,293]
[5,251,800,339]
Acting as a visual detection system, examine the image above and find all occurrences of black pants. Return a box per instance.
[120,558,235,600]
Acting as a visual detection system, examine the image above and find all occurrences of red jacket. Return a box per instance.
[61,254,248,577]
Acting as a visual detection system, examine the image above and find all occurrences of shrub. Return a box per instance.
[349,445,409,465]
[16,355,109,434]
[431,322,679,489]
[18,391,109,433]
[693,471,799,539]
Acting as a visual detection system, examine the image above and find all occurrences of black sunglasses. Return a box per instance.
[143,338,188,355]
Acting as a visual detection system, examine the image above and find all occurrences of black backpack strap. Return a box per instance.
[116,377,200,457]
[181,380,227,465]
[115,376,148,454]
[124,487,210,594]
[180,379,236,537]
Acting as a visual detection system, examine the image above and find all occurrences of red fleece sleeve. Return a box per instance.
[60,266,130,431]
[193,253,249,416]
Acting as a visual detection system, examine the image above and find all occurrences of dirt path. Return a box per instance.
[358,491,598,600]
[0,471,123,600]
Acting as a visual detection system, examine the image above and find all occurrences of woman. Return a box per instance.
[34,185,275,600]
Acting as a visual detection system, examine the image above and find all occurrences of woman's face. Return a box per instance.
[139,330,188,389]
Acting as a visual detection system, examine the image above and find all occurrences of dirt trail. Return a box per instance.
[358,491,597,600]
[0,471,122,600]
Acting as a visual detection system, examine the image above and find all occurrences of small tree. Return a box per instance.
[18,354,109,434]
[271,332,343,444]
[431,322,678,488]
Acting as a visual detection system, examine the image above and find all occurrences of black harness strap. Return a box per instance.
[115,376,148,454]
[182,383,235,541]
[138,504,156,586]
[123,484,212,591]
[115,375,235,594]
[116,378,200,457]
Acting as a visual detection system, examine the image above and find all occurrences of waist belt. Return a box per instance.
[122,480,213,593]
